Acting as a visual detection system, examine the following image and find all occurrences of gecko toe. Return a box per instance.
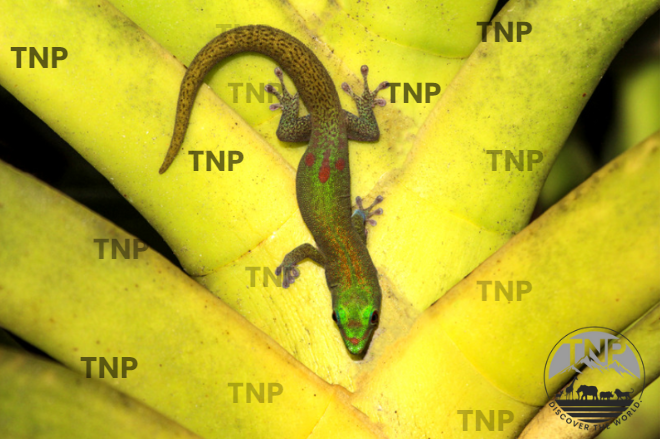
[368,207,383,218]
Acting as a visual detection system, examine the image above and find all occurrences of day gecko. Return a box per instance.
[159,25,388,356]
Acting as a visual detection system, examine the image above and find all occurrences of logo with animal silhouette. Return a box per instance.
[544,327,645,431]
[614,388,634,400]
[599,391,614,401]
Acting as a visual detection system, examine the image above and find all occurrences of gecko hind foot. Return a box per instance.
[353,195,384,228]
[265,67,299,111]
[275,263,300,288]
[341,65,389,109]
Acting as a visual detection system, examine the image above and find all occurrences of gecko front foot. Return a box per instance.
[274,243,325,288]
[353,195,384,229]
[341,65,389,110]
[275,262,300,288]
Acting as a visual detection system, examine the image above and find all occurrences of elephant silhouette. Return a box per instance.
[615,388,634,400]
[600,391,614,400]
[577,385,598,400]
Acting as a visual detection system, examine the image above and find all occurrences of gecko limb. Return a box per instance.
[343,65,389,141]
[266,67,312,143]
[351,195,384,243]
[275,243,326,288]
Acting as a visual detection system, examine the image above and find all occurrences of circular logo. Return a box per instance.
[544,327,645,429]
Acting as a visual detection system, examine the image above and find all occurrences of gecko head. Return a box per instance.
[332,302,380,356]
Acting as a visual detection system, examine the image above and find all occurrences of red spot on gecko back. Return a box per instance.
[319,167,330,183]
[305,153,315,167]
[318,150,332,183]
[335,158,345,171]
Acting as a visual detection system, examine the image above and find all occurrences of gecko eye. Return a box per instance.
[370,310,379,325]
[332,311,338,323]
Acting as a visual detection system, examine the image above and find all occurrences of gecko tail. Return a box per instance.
[159,25,340,174]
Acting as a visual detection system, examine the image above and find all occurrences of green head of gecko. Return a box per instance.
[332,287,381,355]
